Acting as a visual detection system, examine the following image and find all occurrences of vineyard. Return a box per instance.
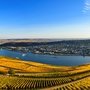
[0,56,90,90]
[0,76,72,89]
[53,77,90,90]
[0,73,90,90]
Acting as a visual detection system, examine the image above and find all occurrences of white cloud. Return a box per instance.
[83,0,90,13]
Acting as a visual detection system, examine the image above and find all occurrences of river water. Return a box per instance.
[0,49,90,66]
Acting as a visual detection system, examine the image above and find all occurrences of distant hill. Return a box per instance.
[0,39,37,43]
[0,39,90,47]
[1,38,89,43]
[0,39,63,44]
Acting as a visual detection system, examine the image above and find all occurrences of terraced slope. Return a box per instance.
[42,76,90,90]
[0,56,72,73]
[0,56,90,90]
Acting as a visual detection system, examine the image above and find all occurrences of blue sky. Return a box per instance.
[0,0,90,39]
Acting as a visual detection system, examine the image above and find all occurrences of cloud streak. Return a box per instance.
[83,0,90,13]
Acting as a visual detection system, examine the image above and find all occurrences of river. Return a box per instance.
[0,49,90,66]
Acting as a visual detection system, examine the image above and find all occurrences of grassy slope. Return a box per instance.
[0,56,90,74]
[0,56,72,73]
[0,56,90,89]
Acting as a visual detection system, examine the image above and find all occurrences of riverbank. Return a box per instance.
[0,49,90,66]
[0,55,90,74]
[0,56,72,73]
[1,48,90,57]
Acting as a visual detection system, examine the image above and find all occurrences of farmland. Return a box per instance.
[0,56,90,90]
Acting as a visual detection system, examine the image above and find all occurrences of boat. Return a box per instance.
[22,54,26,56]
[16,57,19,59]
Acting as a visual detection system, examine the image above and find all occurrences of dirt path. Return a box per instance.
[40,76,90,90]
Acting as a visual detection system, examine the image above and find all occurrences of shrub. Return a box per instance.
[8,68,15,75]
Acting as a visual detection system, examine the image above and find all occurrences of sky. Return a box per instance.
[0,0,90,39]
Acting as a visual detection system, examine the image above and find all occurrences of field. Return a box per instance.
[0,56,90,90]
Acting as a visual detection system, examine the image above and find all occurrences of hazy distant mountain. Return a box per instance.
[0,38,89,44]
[0,39,60,43]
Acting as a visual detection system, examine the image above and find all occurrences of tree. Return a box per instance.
[8,68,15,75]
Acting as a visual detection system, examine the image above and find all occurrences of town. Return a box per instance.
[0,40,90,56]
